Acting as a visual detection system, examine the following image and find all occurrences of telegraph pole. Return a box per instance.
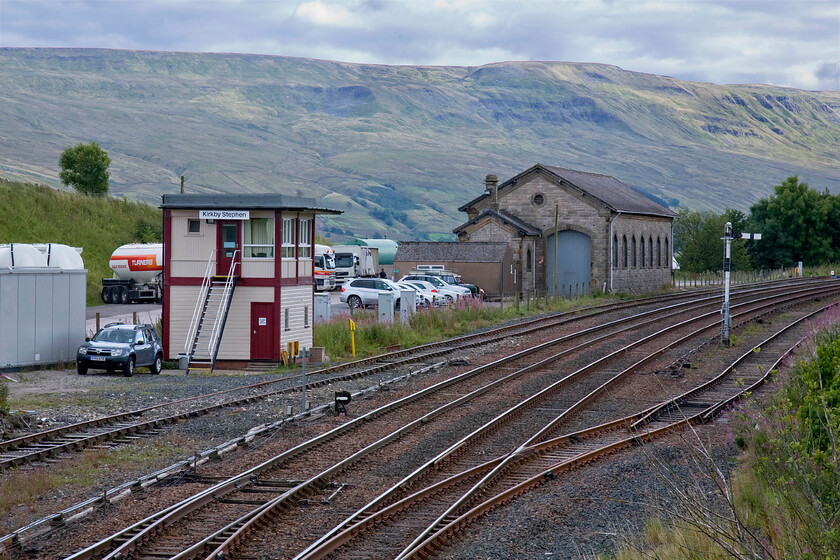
[721,222,733,345]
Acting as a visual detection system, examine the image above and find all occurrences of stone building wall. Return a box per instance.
[460,169,674,296]
[610,214,673,293]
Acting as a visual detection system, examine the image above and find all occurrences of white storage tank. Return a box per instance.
[43,243,85,270]
[0,243,48,268]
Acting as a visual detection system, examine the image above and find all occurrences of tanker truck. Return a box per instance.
[101,243,163,304]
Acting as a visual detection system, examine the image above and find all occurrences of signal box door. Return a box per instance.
[217,221,241,276]
[251,302,275,360]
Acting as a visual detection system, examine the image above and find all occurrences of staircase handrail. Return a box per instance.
[206,251,239,365]
[183,250,216,356]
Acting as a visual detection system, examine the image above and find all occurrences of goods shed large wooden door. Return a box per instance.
[546,230,591,297]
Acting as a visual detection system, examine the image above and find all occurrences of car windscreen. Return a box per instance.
[92,328,134,344]
[335,255,354,268]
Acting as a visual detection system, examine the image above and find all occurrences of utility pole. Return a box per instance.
[721,221,733,345]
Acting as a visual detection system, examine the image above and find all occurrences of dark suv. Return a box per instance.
[77,323,164,377]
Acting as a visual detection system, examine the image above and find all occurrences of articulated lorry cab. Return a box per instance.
[332,245,379,286]
[314,244,337,291]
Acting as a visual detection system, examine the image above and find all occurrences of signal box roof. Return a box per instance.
[161,193,342,214]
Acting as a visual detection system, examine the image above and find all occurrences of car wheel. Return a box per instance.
[150,354,163,375]
[348,295,363,309]
[119,286,129,304]
[101,287,112,304]
[124,356,135,377]
[77,362,87,375]
[445,294,454,304]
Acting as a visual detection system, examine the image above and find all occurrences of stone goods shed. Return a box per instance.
[454,164,677,296]
[393,241,513,298]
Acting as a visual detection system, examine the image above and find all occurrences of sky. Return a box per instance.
[0,0,838,91]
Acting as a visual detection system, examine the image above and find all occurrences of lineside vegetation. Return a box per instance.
[602,308,840,560]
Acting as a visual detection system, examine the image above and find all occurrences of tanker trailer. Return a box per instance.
[102,243,163,304]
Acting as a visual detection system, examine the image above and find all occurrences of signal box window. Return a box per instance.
[299,219,312,258]
[244,218,274,258]
[282,218,295,258]
[187,219,201,234]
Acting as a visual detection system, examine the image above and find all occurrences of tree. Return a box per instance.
[673,208,750,273]
[748,176,834,269]
[58,142,111,195]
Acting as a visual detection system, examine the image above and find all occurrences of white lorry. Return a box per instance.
[314,244,337,291]
[102,243,163,304]
[332,245,379,287]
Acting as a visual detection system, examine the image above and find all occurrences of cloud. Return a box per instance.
[0,0,837,90]
[295,1,362,27]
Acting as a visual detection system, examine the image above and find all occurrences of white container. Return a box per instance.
[109,243,163,283]
[42,243,84,270]
[0,243,48,268]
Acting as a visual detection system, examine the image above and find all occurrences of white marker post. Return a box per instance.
[722,222,733,345]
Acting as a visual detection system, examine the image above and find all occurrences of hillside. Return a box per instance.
[0,48,838,241]
[0,179,162,303]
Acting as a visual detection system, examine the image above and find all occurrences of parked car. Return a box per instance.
[400,274,471,301]
[77,322,164,377]
[340,278,420,309]
[395,280,441,308]
[401,280,449,306]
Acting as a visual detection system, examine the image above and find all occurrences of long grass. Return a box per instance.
[314,294,595,360]
[0,179,162,304]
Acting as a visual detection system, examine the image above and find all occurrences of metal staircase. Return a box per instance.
[183,251,239,373]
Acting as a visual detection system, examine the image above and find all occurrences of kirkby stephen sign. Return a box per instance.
[199,210,250,220]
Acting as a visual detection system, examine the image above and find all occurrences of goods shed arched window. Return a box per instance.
[622,235,628,268]
[640,236,646,268]
[612,234,618,267]
[631,236,637,268]
[649,238,654,267]
[657,237,662,267]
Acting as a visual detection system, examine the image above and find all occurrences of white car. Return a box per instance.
[395,280,443,308]
[340,278,421,309]
[400,275,468,303]
[401,280,449,306]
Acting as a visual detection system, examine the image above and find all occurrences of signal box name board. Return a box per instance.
[200,210,250,220]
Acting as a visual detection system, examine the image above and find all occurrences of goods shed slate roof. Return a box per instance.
[542,165,676,217]
[161,193,342,214]
[396,241,508,262]
[458,164,676,218]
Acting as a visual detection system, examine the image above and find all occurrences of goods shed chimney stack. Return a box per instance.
[485,174,499,208]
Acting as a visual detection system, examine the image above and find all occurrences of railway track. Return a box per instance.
[43,280,838,560]
[0,279,811,470]
[391,305,823,560]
